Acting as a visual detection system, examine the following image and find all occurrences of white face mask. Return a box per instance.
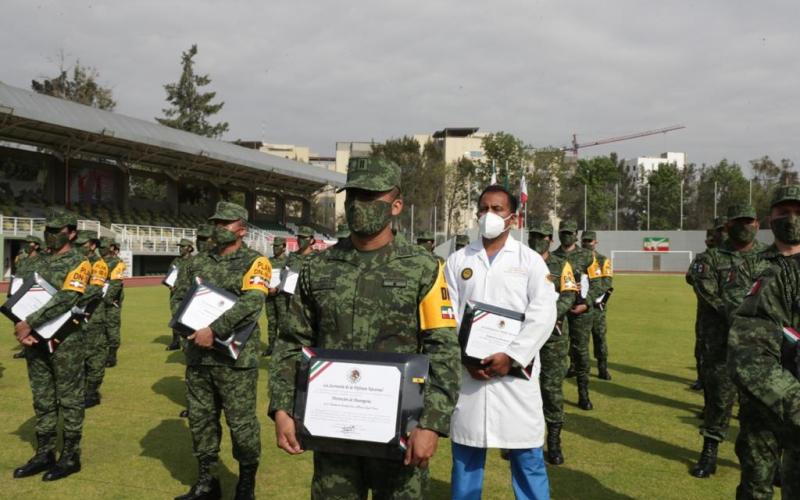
[478,212,512,240]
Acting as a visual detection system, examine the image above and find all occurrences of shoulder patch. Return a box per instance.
[420,262,457,330]
[561,261,579,292]
[63,259,91,293]
[90,259,109,286]
[602,258,613,277]
[587,255,603,279]
[461,268,473,281]
[109,261,126,280]
[241,256,272,294]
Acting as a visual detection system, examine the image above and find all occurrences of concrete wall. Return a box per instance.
[589,230,774,272]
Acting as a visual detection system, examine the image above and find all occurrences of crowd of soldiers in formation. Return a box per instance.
[6,179,800,500]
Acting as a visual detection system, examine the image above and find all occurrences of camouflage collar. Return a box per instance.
[325,237,415,266]
[208,244,249,262]
[719,239,767,255]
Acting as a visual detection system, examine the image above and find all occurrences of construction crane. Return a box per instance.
[562,125,685,157]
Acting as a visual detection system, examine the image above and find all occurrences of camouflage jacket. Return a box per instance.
[76,252,109,312]
[104,255,126,306]
[589,251,613,306]
[172,244,270,368]
[717,240,771,323]
[168,254,193,297]
[551,246,604,304]
[267,253,288,301]
[545,252,579,320]
[728,255,800,447]
[14,252,44,279]
[268,237,461,435]
[25,247,90,333]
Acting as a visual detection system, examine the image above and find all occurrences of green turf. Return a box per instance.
[0,276,741,499]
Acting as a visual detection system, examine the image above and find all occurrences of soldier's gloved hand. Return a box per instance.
[404,427,438,468]
[188,327,214,349]
[274,410,303,455]
[14,320,32,343]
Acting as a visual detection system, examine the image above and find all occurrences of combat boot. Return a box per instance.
[689,438,718,478]
[577,378,593,411]
[12,350,26,359]
[84,383,101,409]
[13,432,56,478]
[565,365,576,378]
[545,423,564,465]
[175,458,221,500]
[166,332,180,351]
[597,360,612,380]
[43,434,81,481]
[690,379,703,391]
[234,463,258,500]
[106,350,117,367]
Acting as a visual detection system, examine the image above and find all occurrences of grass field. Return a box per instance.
[0,276,743,499]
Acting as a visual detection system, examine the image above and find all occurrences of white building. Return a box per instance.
[624,152,686,184]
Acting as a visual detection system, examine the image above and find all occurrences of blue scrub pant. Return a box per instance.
[451,442,550,500]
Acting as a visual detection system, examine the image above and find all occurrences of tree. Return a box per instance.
[641,163,682,230]
[157,44,229,138]
[443,157,478,235]
[750,156,799,218]
[559,155,619,230]
[31,58,116,110]
[481,132,530,189]
[694,159,749,225]
[526,147,565,223]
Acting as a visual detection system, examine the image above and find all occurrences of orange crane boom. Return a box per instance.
[563,125,686,156]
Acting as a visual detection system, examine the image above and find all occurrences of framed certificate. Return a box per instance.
[293,348,429,460]
[8,276,23,297]
[1,273,78,351]
[162,265,179,288]
[279,268,299,295]
[458,301,533,380]
[169,278,256,360]
[269,267,282,289]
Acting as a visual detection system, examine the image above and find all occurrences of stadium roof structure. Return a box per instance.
[0,82,344,195]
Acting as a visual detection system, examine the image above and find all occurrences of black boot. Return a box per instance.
[546,423,564,465]
[175,458,221,500]
[179,409,189,418]
[13,350,26,359]
[106,350,117,367]
[773,467,782,488]
[690,438,719,478]
[234,463,258,500]
[84,383,101,409]
[43,435,81,481]
[690,379,703,391]
[565,365,576,378]
[597,360,612,380]
[166,332,180,351]
[577,377,593,410]
[13,432,56,478]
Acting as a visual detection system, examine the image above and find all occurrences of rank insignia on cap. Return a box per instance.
[461,268,473,280]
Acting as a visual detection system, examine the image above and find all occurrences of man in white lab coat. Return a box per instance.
[445,185,558,500]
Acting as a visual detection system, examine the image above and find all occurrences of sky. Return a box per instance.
[2,0,799,169]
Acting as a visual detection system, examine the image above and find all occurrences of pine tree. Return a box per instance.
[31,58,116,110]
[157,44,229,138]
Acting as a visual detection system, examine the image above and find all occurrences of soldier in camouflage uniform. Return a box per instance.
[269,157,461,499]
[687,227,719,391]
[277,226,316,334]
[171,201,270,500]
[728,194,800,500]
[689,204,769,478]
[166,239,195,351]
[11,235,43,359]
[416,230,435,252]
[262,236,287,357]
[335,223,350,244]
[73,231,110,409]
[553,220,603,410]
[12,210,91,481]
[530,221,579,465]
[103,240,125,367]
[581,230,614,380]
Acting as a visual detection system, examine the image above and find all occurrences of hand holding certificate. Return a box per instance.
[458,301,533,379]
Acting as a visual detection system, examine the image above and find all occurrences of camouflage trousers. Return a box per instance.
[591,307,608,362]
[25,329,86,449]
[693,305,704,382]
[104,301,122,355]
[735,395,782,500]
[185,365,260,466]
[540,328,569,425]
[312,451,428,500]
[84,309,108,393]
[568,308,594,385]
[782,448,800,500]
[265,296,281,353]
[699,335,735,442]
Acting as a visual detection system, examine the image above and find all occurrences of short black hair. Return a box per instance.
[478,185,518,213]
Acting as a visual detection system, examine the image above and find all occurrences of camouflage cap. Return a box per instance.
[528,220,552,236]
[770,185,800,208]
[196,224,214,239]
[558,220,578,233]
[455,234,469,246]
[273,236,286,246]
[179,238,193,247]
[338,157,401,193]
[297,226,315,238]
[98,236,114,249]
[581,230,597,241]
[45,208,77,229]
[208,201,248,222]
[416,231,434,242]
[713,216,728,229]
[726,204,757,220]
[335,224,350,239]
[25,234,43,245]
[74,230,97,246]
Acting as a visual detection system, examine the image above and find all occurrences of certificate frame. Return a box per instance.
[458,301,533,380]
[162,265,179,288]
[1,273,79,351]
[168,278,257,360]
[293,348,429,460]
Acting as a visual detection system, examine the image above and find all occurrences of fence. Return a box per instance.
[1,216,100,237]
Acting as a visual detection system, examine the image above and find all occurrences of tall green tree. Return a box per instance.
[526,147,564,223]
[157,44,229,138]
[640,163,682,230]
[750,156,799,218]
[481,131,530,189]
[559,155,619,230]
[31,59,116,110]
[694,159,749,225]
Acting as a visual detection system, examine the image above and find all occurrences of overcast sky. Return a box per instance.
[2,1,799,169]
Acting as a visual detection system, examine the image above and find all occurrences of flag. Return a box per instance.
[518,175,528,228]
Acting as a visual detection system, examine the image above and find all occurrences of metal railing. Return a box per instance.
[0,216,100,237]
[111,223,196,255]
